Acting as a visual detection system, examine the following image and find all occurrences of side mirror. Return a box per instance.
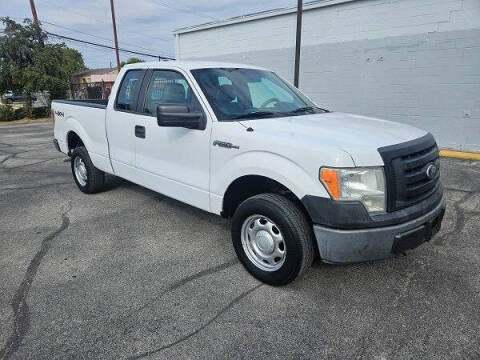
[156,104,204,130]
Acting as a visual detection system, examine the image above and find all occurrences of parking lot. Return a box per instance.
[0,122,479,359]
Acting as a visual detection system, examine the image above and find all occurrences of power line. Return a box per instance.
[1,20,173,59]
[151,0,218,20]
[39,0,111,26]
[49,37,117,63]
[40,20,171,55]
[46,31,174,60]
[2,17,175,63]
[39,0,174,43]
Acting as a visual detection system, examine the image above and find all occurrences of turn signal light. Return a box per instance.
[320,168,340,199]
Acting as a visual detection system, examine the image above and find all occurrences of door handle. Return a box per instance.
[135,125,145,139]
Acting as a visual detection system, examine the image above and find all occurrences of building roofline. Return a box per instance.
[174,0,359,35]
[72,67,118,77]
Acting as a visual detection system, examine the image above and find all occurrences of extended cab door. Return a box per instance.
[106,69,146,179]
[133,68,212,212]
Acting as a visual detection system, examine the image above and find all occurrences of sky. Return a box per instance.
[0,0,297,69]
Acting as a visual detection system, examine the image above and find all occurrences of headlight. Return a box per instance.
[320,167,386,213]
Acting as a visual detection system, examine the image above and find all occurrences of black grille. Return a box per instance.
[378,133,440,212]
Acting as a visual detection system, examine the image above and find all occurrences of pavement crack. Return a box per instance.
[0,205,71,360]
[0,157,61,171]
[128,284,262,359]
[0,155,12,165]
[0,182,72,192]
[122,258,240,321]
[434,191,472,246]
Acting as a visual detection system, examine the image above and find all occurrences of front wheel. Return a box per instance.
[232,193,314,286]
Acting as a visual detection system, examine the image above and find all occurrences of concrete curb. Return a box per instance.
[440,150,480,161]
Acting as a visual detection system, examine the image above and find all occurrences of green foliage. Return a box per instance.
[0,17,87,104]
[0,105,15,121]
[31,106,50,118]
[120,57,145,67]
[0,105,50,121]
[14,107,26,120]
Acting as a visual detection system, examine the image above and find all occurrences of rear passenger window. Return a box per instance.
[116,70,142,111]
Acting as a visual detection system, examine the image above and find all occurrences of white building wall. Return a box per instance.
[176,0,480,151]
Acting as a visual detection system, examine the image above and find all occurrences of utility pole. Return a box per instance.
[294,0,303,88]
[29,0,43,46]
[109,0,121,72]
[29,0,39,23]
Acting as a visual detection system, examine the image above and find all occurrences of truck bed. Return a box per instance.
[52,98,112,174]
[53,99,108,109]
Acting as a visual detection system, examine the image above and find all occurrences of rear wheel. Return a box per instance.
[232,193,314,286]
[71,146,105,194]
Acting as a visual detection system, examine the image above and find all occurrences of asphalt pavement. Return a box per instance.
[0,122,479,359]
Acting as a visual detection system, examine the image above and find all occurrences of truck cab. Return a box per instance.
[52,61,445,285]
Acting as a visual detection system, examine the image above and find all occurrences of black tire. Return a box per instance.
[70,146,105,194]
[6,99,13,104]
[232,193,314,286]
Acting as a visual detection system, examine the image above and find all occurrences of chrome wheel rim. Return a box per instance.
[73,156,88,186]
[241,215,286,272]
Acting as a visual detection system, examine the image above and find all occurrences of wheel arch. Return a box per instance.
[63,114,92,155]
[221,174,311,221]
[212,150,330,217]
[66,130,85,154]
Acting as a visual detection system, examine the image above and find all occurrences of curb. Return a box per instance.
[439,150,480,161]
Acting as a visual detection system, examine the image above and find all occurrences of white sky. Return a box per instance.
[0,0,296,68]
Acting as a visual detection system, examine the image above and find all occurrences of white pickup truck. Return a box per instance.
[52,61,445,285]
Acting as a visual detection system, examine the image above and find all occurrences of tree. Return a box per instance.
[0,17,87,104]
[120,57,144,67]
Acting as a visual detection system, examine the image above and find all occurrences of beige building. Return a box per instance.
[70,68,119,100]
[71,68,119,84]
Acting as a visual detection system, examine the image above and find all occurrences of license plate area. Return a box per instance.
[391,209,444,254]
[392,225,426,254]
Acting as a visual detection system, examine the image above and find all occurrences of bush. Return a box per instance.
[32,106,50,118]
[0,105,50,121]
[0,105,15,121]
[14,107,26,120]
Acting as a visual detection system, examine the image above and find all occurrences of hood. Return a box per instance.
[241,112,427,166]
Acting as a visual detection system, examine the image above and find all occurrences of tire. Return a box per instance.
[70,146,105,194]
[6,99,13,104]
[232,193,314,286]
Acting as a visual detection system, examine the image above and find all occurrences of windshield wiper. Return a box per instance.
[292,106,316,113]
[231,111,278,120]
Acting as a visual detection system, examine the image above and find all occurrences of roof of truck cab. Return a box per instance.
[122,60,267,71]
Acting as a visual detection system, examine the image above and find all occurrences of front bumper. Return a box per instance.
[313,196,446,264]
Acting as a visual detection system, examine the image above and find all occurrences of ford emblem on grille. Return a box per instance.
[425,163,438,179]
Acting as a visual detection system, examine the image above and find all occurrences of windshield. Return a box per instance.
[190,68,327,121]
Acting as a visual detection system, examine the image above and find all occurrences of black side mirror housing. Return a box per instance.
[156,104,204,130]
